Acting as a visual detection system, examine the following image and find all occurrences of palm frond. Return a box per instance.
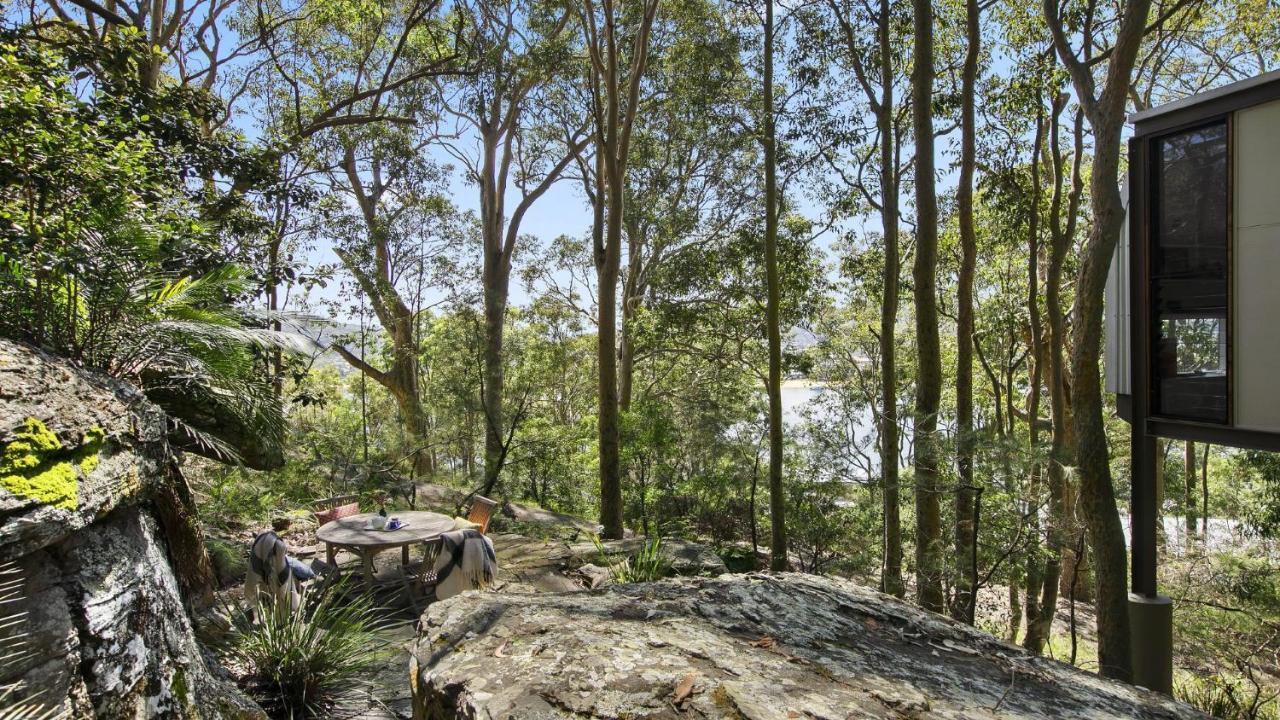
[169,416,244,466]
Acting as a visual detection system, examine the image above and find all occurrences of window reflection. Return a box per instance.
[1150,123,1228,423]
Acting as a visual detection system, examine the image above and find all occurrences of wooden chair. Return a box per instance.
[312,494,360,525]
[402,496,497,611]
[401,539,443,613]
[466,495,498,534]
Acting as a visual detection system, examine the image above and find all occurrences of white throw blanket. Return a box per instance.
[432,529,497,601]
[244,531,298,619]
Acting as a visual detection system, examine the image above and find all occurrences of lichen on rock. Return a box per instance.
[0,339,262,719]
[0,416,104,510]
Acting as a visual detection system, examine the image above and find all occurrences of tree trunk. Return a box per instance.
[910,0,944,614]
[875,0,904,600]
[580,0,659,541]
[1155,438,1166,524]
[481,248,510,496]
[1184,441,1196,535]
[763,0,788,571]
[1201,444,1210,537]
[1044,0,1151,682]
[1066,138,1134,683]
[1020,101,1047,648]
[598,157,625,539]
[951,0,980,625]
[1026,96,1072,654]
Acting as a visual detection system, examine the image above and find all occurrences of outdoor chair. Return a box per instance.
[464,495,498,534]
[312,494,360,525]
[402,496,498,611]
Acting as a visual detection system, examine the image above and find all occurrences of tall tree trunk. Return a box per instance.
[874,0,904,599]
[911,0,944,614]
[1021,101,1047,647]
[479,121,509,497]
[1026,96,1073,654]
[481,255,509,495]
[1201,444,1210,537]
[763,0,788,571]
[1044,0,1151,681]
[579,0,659,540]
[951,0,980,624]
[1184,441,1196,535]
[619,231,644,413]
[598,156,626,539]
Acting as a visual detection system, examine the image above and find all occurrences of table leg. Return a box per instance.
[402,544,410,566]
[361,550,376,585]
[326,543,336,567]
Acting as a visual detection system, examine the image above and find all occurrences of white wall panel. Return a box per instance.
[1234,98,1280,431]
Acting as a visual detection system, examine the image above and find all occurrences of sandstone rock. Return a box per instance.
[411,572,1205,719]
[565,536,728,577]
[0,339,262,718]
[415,483,468,514]
[501,500,600,538]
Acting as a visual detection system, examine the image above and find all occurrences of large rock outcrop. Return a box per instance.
[411,573,1204,719]
[0,339,261,718]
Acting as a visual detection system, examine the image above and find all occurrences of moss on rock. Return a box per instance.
[0,417,105,511]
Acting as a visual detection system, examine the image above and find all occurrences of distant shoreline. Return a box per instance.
[780,378,821,390]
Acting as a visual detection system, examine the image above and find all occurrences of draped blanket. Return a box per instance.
[432,529,497,601]
[244,531,297,618]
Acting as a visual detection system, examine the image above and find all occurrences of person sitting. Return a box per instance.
[269,516,320,582]
[244,517,319,619]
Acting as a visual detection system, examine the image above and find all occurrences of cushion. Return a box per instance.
[315,502,359,525]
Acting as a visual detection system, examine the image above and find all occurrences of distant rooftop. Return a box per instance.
[1130,69,1280,134]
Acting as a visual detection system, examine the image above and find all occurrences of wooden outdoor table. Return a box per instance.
[315,510,455,585]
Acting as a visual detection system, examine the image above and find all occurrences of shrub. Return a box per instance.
[594,535,670,583]
[1176,673,1279,720]
[716,544,760,573]
[206,538,248,588]
[228,587,390,718]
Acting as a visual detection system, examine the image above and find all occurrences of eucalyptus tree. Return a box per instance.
[794,0,911,597]
[617,0,751,415]
[1024,92,1085,654]
[252,0,469,472]
[1041,0,1155,682]
[724,0,824,571]
[757,0,787,571]
[318,128,471,476]
[26,0,261,93]
[950,0,983,624]
[910,0,944,613]
[431,0,589,495]
[575,0,662,539]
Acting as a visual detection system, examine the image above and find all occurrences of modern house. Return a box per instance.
[1107,68,1280,693]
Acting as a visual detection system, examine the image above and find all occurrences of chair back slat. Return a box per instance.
[312,494,360,525]
[467,496,498,534]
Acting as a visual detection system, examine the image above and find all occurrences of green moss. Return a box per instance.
[170,666,190,709]
[0,417,105,511]
[78,426,105,474]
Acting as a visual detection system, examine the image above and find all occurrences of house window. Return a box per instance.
[1150,122,1229,423]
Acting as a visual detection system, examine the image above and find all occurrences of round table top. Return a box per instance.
[316,510,455,549]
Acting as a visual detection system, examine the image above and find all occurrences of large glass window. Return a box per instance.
[1150,122,1228,423]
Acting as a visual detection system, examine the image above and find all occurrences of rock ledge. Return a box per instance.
[412,572,1203,719]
